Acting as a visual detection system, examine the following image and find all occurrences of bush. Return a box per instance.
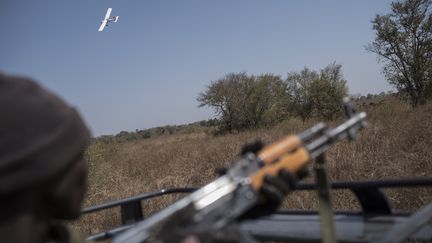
[197,72,289,132]
[286,63,349,121]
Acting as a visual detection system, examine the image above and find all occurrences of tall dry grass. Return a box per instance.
[75,99,432,236]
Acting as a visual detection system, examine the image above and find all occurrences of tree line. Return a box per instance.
[94,119,218,143]
[97,0,431,140]
[197,63,348,132]
[199,0,432,132]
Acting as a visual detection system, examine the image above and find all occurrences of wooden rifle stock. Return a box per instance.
[257,135,302,164]
[252,146,310,191]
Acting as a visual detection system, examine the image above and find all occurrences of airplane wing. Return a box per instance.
[104,8,112,20]
[98,20,107,32]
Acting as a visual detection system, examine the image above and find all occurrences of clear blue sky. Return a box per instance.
[1,0,394,136]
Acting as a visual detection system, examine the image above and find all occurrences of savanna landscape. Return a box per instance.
[3,0,432,242]
[72,0,432,240]
[76,96,432,236]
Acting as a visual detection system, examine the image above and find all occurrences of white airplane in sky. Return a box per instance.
[98,8,119,32]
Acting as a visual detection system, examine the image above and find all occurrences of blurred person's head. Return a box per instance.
[0,73,91,221]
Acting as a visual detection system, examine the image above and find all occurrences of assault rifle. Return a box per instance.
[113,98,367,243]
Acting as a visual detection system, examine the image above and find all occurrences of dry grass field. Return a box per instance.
[75,99,432,237]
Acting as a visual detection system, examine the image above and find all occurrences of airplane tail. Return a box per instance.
[114,16,119,22]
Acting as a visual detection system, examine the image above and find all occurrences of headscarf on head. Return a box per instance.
[0,73,91,196]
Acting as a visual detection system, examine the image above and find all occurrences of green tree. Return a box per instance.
[197,72,289,132]
[310,63,349,120]
[245,74,289,127]
[367,0,432,106]
[197,72,254,131]
[286,63,348,121]
[286,67,318,121]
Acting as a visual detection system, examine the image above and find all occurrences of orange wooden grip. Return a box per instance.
[251,147,310,191]
[257,135,302,164]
